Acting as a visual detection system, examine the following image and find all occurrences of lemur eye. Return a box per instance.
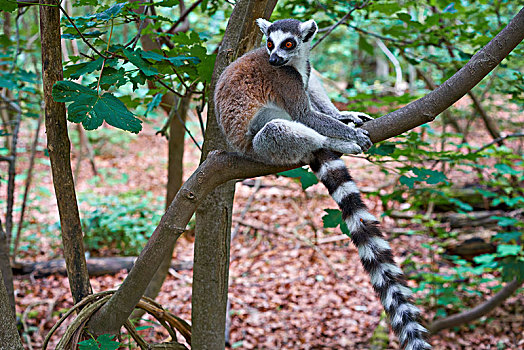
[285,41,294,48]
[267,41,273,49]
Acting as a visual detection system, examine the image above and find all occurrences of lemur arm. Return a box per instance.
[308,72,373,126]
[308,72,342,118]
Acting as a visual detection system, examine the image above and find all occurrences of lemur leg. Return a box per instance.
[252,119,362,165]
[308,73,373,126]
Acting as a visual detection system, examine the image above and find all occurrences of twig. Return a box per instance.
[468,90,504,144]
[349,24,414,45]
[290,226,340,279]
[473,132,524,153]
[0,94,21,113]
[231,178,262,241]
[312,0,370,50]
[8,10,21,75]
[12,115,42,260]
[156,79,185,98]
[167,0,204,34]
[58,4,109,59]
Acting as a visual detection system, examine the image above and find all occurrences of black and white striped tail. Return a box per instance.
[310,150,431,350]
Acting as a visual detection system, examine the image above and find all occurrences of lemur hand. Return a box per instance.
[353,127,373,152]
[336,111,373,127]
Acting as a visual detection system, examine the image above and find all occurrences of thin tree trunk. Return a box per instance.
[0,269,23,349]
[191,0,277,348]
[39,0,91,304]
[0,218,15,315]
[87,6,524,337]
[12,114,42,260]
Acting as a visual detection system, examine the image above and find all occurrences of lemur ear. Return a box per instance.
[300,19,318,42]
[256,18,272,36]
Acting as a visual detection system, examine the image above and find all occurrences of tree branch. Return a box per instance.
[428,278,523,334]
[361,7,524,143]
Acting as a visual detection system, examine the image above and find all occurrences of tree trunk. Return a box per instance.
[191,0,277,348]
[86,6,524,337]
[0,218,15,315]
[39,0,91,304]
[0,269,23,349]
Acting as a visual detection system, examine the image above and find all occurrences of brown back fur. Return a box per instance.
[215,48,308,155]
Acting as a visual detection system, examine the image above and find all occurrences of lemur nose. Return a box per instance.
[269,54,285,66]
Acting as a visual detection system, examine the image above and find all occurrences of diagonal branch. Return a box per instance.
[362,6,524,143]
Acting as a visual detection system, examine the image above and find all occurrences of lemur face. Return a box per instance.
[256,18,318,67]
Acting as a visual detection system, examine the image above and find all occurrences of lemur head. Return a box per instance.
[256,18,318,67]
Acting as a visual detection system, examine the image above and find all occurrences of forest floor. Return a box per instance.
[6,107,524,350]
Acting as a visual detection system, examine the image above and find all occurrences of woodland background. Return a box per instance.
[0,0,523,349]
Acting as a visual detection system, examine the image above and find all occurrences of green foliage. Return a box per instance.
[55,0,219,134]
[278,167,318,190]
[52,81,142,133]
[78,334,120,350]
[322,209,350,236]
[79,190,163,256]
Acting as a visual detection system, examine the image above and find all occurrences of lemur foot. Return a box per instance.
[324,138,362,155]
[337,111,373,127]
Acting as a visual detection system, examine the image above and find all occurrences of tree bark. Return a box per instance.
[39,0,92,304]
[191,0,277,348]
[87,6,524,337]
[0,218,15,315]
[428,278,523,334]
[0,269,24,349]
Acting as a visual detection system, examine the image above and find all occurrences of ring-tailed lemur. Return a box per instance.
[215,18,431,350]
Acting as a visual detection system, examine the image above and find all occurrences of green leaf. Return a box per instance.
[0,0,17,12]
[473,253,495,265]
[277,167,318,190]
[197,53,216,83]
[497,244,521,257]
[123,48,159,77]
[97,67,127,89]
[97,334,120,350]
[399,175,416,189]
[490,216,519,227]
[494,163,520,175]
[52,81,142,133]
[396,13,412,23]
[367,142,396,156]
[494,231,523,243]
[499,257,524,282]
[78,338,98,350]
[64,58,105,79]
[322,209,349,235]
[95,2,127,21]
[145,93,162,117]
[358,35,374,55]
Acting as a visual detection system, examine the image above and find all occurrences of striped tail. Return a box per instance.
[310,150,431,350]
